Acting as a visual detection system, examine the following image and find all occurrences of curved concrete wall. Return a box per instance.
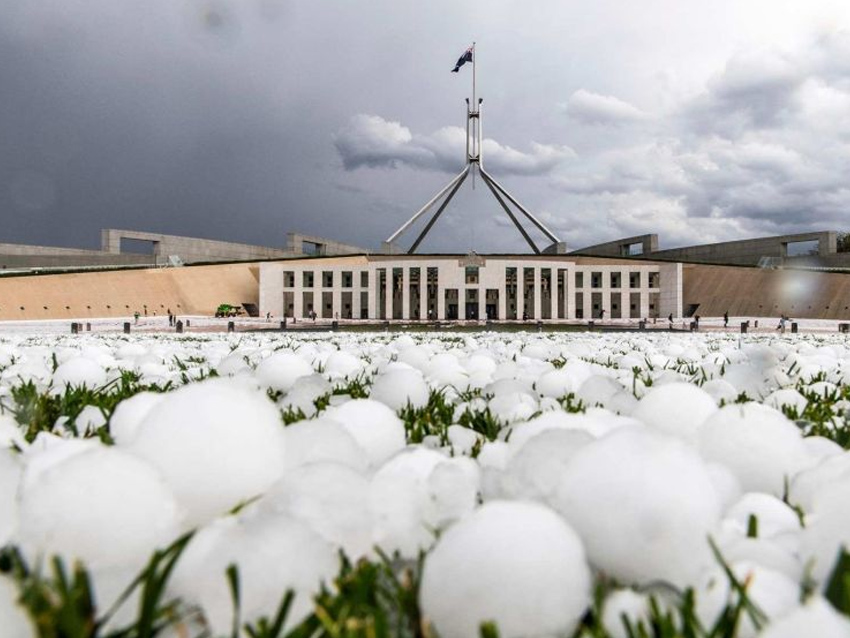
[0,263,259,321]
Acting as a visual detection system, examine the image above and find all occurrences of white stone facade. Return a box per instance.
[259,255,682,321]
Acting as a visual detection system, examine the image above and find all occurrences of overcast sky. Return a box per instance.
[3,0,850,253]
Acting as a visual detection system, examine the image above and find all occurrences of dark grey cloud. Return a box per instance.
[2,0,850,255]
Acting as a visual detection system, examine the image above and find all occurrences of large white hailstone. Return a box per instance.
[0,450,21,546]
[324,399,406,467]
[789,452,850,511]
[716,536,802,582]
[487,392,537,423]
[724,493,801,539]
[757,596,850,638]
[706,463,743,512]
[251,462,372,559]
[535,368,580,399]
[125,379,286,527]
[322,350,364,380]
[446,425,481,455]
[0,414,25,449]
[370,448,479,557]
[281,418,367,472]
[722,364,770,399]
[697,403,812,496]
[577,374,624,409]
[215,353,251,377]
[500,428,593,503]
[462,353,497,377]
[254,350,314,392]
[694,562,800,637]
[763,389,808,415]
[554,428,721,588]
[602,589,651,638]
[20,433,99,490]
[420,501,591,638]
[18,447,181,571]
[109,391,166,445]
[369,368,429,410]
[396,345,431,372]
[278,374,331,417]
[171,512,338,636]
[51,357,107,392]
[0,577,34,638]
[800,478,850,584]
[631,383,717,439]
[803,436,844,461]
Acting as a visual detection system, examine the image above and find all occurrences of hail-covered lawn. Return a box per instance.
[1,331,850,637]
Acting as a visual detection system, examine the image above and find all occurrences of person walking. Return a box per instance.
[723,311,729,328]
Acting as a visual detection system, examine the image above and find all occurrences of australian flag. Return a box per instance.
[452,46,473,72]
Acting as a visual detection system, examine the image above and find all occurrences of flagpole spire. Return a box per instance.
[381,43,565,255]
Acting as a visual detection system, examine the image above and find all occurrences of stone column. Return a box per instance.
[516,272,525,320]
[420,267,428,320]
[533,268,542,319]
[402,268,410,320]
[565,269,575,319]
[293,273,304,319]
[385,270,393,320]
[367,268,377,319]
[478,285,486,321]
[352,273,361,319]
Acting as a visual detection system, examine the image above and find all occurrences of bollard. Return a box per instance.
[186,319,190,327]
[86,323,91,332]
[791,322,798,334]
[840,323,850,334]
[638,320,646,330]
[227,321,235,333]
[280,319,287,331]
[536,320,543,333]
[740,322,748,334]
[332,320,339,331]
[123,322,131,334]
[690,321,697,332]
[175,320,183,333]
[71,323,78,334]
[587,320,595,331]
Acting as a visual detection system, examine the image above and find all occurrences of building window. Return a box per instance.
[465,266,479,284]
[648,272,660,288]
[342,271,353,288]
[303,271,314,288]
[283,271,295,288]
[360,271,369,287]
[629,272,641,288]
[575,272,584,288]
[610,272,621,289]
[591,272,602,288]
[322,271,334,288]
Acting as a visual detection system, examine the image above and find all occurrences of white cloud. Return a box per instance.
[564,89,647,126]
[334,114,574,176]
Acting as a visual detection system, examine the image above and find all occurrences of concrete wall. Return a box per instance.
[101,229,295,263]
[285,233,369,256]
[0,263,259,320]
[570,234,658,258]
[574,231,839,267]
[682,263,850,319]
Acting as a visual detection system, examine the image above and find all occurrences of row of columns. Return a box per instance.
[282,266,662,320]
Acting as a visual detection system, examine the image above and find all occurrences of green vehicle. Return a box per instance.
[215,303,242,318]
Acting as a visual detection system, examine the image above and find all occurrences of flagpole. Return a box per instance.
[472,42,476,189]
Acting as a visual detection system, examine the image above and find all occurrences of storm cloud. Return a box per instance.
[2,0,850,253]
